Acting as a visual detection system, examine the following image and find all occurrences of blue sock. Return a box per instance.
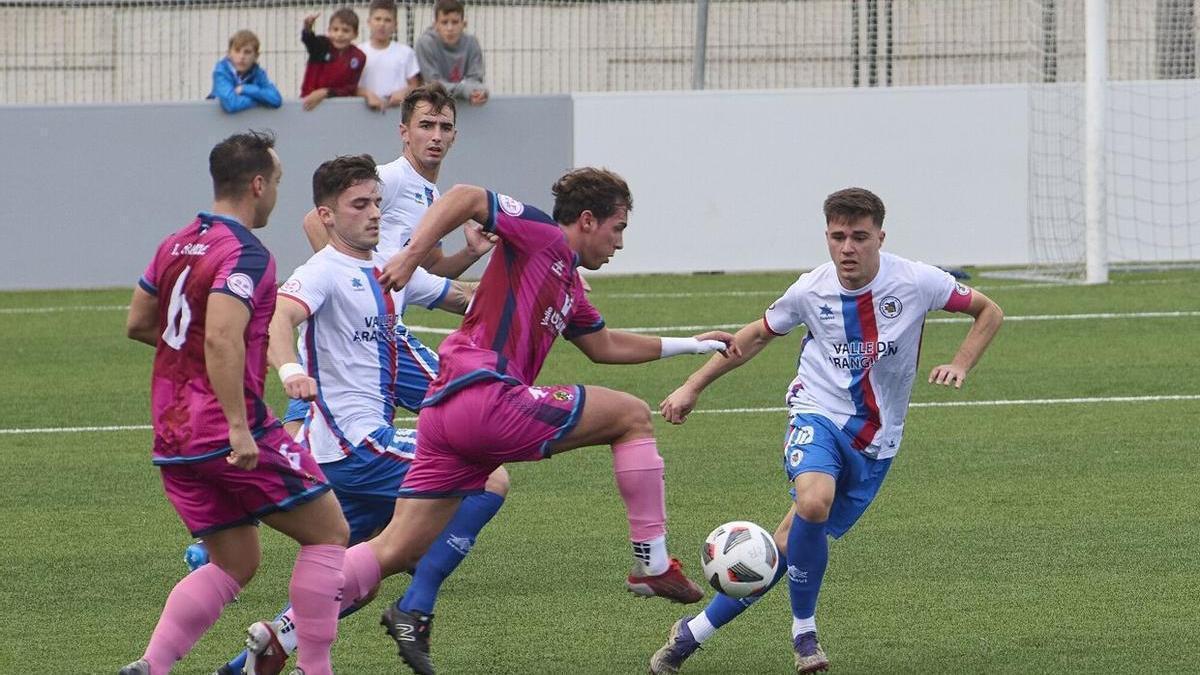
[786,514,828,622]
[703,550,788,628]
[399,490,505,615]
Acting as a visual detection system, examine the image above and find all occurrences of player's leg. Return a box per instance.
[227,427,347,675]
[219,445,400,675]
[397,466,509,618]
[257,492,348,675]
[123,463,261,675]
[548,385,702,603]
[783,414,891,673]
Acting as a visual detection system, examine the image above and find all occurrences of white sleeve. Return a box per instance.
[400,45,421,80]
[762,276,808,335]
[397,266,451,312]
[912,261,960,312]
[277,259,329,316]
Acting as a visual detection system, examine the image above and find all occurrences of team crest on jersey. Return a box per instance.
[552,389,574,402]
[225,273,254,299]
[788,448,804,467]
[879,295,903,319]
[280,278,302,293]
[954,282,971,296]
[497,194,524,216]
[412,191,425,205]
[819,304,836,320]
[350,57,361,69]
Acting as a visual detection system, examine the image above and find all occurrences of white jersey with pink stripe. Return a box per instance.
[763,252,969,459]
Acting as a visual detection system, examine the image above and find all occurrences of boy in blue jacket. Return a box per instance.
[209,30,283,113]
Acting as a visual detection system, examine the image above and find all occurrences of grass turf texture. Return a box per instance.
[0,269,1197,673]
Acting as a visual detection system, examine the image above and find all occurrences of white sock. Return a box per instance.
[276,611,299,655]
[633,534,669,575]
[686,613,717,643]
[792,615,817,639]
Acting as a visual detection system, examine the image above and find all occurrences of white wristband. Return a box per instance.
[660,337,726,359]
[277,362,306,384]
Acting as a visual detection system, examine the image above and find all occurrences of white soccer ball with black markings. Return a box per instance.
[700,521,780,598]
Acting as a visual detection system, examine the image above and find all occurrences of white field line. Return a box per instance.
[0,304,130,314]
[2,394,1196,436]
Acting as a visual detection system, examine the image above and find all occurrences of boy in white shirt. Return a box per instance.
[358,0,421,112]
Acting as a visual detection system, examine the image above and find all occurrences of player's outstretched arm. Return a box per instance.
[126,286,159,346]
[267,296,317,401]
[928,288,1004,389]
[302,207,330,252]
[380,184,489,291]
[660,320,776,424]
[570,328,738,365]
[205,293,258,470]
[434,280,476,315]
[421,222,497,278]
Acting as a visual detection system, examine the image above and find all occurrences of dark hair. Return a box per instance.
[368,0,397,16]
[312,154,379,207]
[401,81,456,125]
[434,0,464,17]
[823,187,885,227]
[551,168,632,225]
[330,7,360,32]
[209,130,276,200]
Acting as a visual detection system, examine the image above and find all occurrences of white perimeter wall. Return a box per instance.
[574,85,1031,274]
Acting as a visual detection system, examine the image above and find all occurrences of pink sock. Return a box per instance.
[290,544,346,675]
[612,437,668,541]
[340,542,383,612]
[143,564,241,673]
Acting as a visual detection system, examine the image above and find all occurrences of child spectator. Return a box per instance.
[357,0,421,112]
[301,8,367,111]
[415,0,489,106]
[208,30,282,113]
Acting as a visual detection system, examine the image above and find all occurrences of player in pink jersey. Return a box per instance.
[334,168,738,674]
[649,188,1004,675]
[120,131,349,675]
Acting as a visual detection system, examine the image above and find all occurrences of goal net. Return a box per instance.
[1027,0,1200,282]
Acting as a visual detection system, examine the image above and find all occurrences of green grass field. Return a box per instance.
[1,269,1198,674]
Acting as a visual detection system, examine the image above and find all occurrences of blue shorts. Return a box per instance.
[783,413,893,539]
[282,332,439,424]
[320,427,416,543]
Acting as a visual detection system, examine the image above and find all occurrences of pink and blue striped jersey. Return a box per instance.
[138,212,281,465]
[422,192,604,406]
[763,252,973,459]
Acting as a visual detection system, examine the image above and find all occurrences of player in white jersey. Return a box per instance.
[649,188,1004,674]
[302,81,488,274]
[281,82,494,436]
[219,155,505,675]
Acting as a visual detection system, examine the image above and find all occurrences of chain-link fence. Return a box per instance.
[1,0,1196,105]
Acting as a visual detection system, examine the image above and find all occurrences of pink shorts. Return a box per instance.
[160,426,330,537]
[400,381,585,497]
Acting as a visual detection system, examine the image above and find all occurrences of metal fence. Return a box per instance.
[1,0,1196,105]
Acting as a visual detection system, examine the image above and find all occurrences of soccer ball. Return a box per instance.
[700,521,780,598]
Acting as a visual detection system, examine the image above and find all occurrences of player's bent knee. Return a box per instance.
[616,394,654,437]
[484,466,510,497]
[212,557,259,587]
[792,494,832,523]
